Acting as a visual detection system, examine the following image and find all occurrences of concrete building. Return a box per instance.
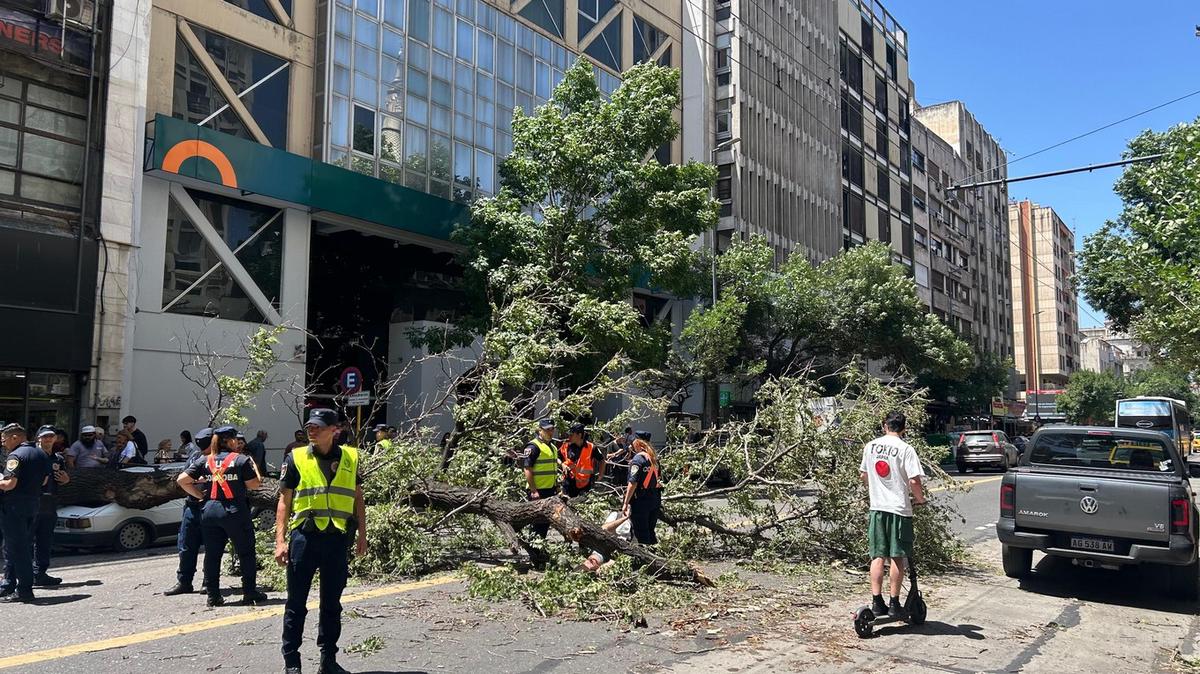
[682,0,842,264]
[74,0,686,454]
[1008,199,1080,392]
[1080,324,1151,377]
[912,101,1014,361]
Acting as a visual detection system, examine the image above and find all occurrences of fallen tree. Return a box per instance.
[57,468,281,510]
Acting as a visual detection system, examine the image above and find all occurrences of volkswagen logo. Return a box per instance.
[1080,496,1100,515]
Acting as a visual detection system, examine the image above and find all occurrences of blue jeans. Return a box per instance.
[176,502,203,585]
[282,527,350,666]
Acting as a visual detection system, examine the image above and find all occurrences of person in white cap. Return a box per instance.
[67,426,109,470]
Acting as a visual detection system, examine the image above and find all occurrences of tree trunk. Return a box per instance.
[55,471,711,586]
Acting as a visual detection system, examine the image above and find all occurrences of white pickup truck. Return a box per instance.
[996,426,1200,598]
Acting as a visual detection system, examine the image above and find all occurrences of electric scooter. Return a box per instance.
[852,556,927,638]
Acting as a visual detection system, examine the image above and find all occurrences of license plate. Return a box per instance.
[1070,536,1114,552]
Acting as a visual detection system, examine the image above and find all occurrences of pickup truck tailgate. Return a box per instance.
[1015,472,1173,542]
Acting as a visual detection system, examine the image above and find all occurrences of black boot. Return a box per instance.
[887,596,907,620]
[163,582,194,596]
[241,588,269,606]
[317,658,349,674]
[871,594,888,616]
[207,593,225,608]
[284,666,302,674]
[33,574,62,587]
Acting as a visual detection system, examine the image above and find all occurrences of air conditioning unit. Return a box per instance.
[46,0,95,27]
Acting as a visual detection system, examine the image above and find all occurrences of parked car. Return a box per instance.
[955,430,1020,473]
[55,463,188,552]
[997,426,1200,598]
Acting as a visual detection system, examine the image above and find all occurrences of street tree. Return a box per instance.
[1126,362,1198,409]
[1058,369,1124,424]
[1078,119,1200,371]
[918,352,1012,419]
[680,236,974,390]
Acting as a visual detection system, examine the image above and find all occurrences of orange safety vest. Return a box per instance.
[208,453,239,500]
[559,441,599,489]
[635,451,660,491]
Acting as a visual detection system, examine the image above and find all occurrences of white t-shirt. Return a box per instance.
[119,441,138,462]
[859,434,925,517]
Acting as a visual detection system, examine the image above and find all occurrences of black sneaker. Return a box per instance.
[33,574,62,587]
[317,659,350,674]
[0,586,14,598]
[163,582,194,596]
[284,666,302,674]
[207,594,225,608]
[871,596,888,616]
[887,597,908,620]
[241,589,269,606]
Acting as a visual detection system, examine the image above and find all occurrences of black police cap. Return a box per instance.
[214,425,238,437]
[306,408,339,428]
[635,430,652,441]
[568,422,586,435]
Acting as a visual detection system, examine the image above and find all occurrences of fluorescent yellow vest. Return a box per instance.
[289,444,358,532]
[530,439,558,490]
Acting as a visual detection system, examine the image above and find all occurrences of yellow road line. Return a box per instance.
[0,575,459,670]
[929,475,1003,494]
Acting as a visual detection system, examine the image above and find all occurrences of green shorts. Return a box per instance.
[867,510,914,560]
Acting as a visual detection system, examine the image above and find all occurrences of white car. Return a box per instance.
[55,463,189,552]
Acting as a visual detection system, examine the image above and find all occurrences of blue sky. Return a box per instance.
[896,2,1200,328]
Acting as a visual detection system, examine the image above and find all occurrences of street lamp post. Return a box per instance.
[1031,309,1046,427]
[705,136,740,428]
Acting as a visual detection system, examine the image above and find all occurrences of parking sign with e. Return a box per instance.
[339,367,363,394]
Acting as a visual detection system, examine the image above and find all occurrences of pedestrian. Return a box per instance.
[155,438,174,464]
[32,426,68,587]
[0,423,52,603]
[164,427,213,596]
[276,408,367,674]
[284,430,306,458]
[621,437,662,546]
[559,423,606,497]
[115,429,142,466]
[94,426,111,451]
[52,429,68,455]
[373,425,393,452]
[580,511,631,573]
[520,418,560,539]
[66,425,109,469]
[246,431,268,471]
[176,425,267,607]
[859,412,926,620]
[176,430,197,462]
[122,415,149,462]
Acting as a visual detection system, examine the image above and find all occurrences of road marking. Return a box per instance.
[0,575,459,670]
[928,475,1003,494]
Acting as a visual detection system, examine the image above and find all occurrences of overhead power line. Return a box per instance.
[951,154,1164,190]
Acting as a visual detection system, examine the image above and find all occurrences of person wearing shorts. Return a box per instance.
[859,412,926,619]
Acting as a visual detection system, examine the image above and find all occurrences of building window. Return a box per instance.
[911,148,925,172]
[162,190,282,321]
[860,16,873,59]
[875,119,887,160]
[577,0,617,39]
[874,76,887,116]
[633,16,667,63]
[0,73,89,214]
[584,11,623,72]
[885,42,897,79]
[839,40,862,93]
[715,98,731,140]
[842,188,864,237]
[877,166,889,203]
[353,105,375,155]
[520,0,565,39]
[841,140,863,187]
[878,210,891,245]
[717,163,732,202]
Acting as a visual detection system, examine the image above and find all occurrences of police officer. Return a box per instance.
[0,423,52,602]
[164,427,213,596]
[621,436,662,546]
[33,426,69,587]
[559,423,606,497]
[373,424,394,452]
[276,408,367,674]
[176,425,267,607]
[521,419,559,539]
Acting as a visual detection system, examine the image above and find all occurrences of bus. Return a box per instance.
[1115,396,1194,455]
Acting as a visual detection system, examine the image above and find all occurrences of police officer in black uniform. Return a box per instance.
[621,432,662,546]
[32,426,69,586]
[0,423,52,602]
[164,427,213,596]
[177,425,267,607]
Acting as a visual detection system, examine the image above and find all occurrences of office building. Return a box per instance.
[1080,324,1151,377]
[1008,199,1080,391]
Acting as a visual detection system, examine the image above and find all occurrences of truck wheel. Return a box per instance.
[1169,558,1200,601]
[1001,545,1032,579]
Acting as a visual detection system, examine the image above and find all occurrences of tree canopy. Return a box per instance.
[679,236,974,389]
[1057,369,1124,424]
[1078,119,1200,371]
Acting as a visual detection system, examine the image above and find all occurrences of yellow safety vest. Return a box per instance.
[529,439,557,490]
[289,444,359,532]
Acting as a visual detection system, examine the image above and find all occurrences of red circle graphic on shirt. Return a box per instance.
[874,460,891,478]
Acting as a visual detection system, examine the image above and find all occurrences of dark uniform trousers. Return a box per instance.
[33,504,56,576]
[527,488,557,539]
[1,498,38,592]
[282,526,350,665]
[176,502,203,585]
[199,501,256,592]
[629,488,661,546]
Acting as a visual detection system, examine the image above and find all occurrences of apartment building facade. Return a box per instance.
[1079,324,1151,377]
[1008,199,1080,392]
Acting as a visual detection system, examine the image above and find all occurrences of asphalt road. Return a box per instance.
[4,472,1200,673]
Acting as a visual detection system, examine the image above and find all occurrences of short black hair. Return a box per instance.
[884,412,906,433]
[122,415,137,424]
